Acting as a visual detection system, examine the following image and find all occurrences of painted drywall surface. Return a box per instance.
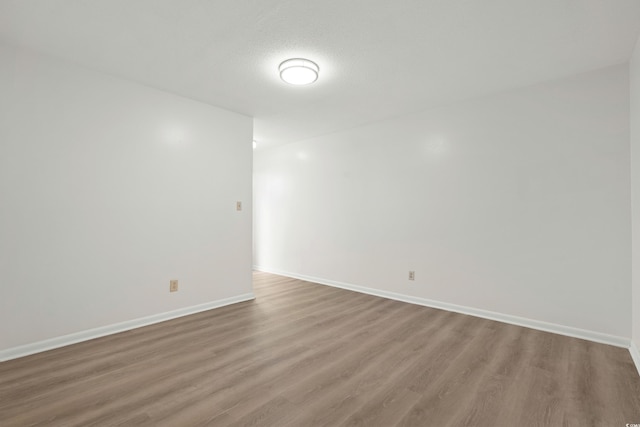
[255,65,631,337]
[631,37,640,354]
[0,44,253,351]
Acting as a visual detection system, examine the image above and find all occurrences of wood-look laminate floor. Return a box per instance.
[1,272,640,426]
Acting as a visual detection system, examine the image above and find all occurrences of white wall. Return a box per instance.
[255,65,631,340]
[631,37,640,365]
[0,44,253,354]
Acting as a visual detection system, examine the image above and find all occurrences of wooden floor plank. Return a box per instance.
[1,271,639,426]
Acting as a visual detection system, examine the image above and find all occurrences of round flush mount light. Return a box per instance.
[279,58,319,85]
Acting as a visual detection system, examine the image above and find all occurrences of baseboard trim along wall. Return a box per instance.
[254,266,631,349]
[0,293,256,362]
[630,341,640,377]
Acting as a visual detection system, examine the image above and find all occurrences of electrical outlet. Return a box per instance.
[408,271,415,281]
[170,280,179,292]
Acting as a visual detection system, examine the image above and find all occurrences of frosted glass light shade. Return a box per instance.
[279,58,319,85]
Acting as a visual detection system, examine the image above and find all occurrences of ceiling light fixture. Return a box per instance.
[279,58,319,85]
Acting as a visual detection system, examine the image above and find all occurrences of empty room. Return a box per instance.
[2,1,640,426]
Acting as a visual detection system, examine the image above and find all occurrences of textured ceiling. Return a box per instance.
[1,0,640,149]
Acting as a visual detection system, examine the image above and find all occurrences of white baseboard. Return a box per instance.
[0,293,255,362]
[254,266,630,349]
[630,341,640,377]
